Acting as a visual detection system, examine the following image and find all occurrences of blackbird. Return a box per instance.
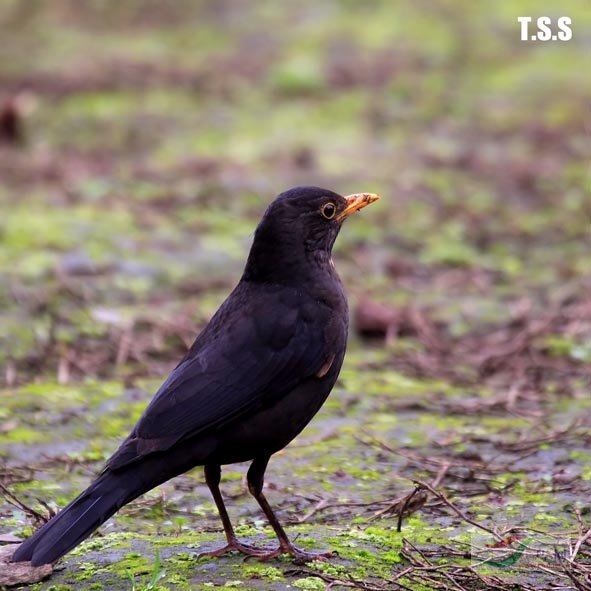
[12,186,379,566]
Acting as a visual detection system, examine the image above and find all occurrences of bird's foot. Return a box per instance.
[198,539,332,564]
[197,539,272,560]
[257,543,333,565]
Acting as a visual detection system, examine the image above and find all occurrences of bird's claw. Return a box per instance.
[197,540,273,560]
[244,543,333,565]
[198,540,333,564]
[275,545,333,565]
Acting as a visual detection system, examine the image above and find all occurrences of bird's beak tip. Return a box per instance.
[337,192,381,220]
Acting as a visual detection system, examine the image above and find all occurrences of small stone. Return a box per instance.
[0,545,53,587]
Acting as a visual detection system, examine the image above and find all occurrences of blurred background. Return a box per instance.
[1,1,591,588]
[0,0,590,386]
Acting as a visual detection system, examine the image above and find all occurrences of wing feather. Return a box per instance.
[107,283,330,469]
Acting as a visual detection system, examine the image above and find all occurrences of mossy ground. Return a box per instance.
[1,1,591,590]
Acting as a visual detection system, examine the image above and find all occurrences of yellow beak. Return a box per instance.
[336,193,381,221]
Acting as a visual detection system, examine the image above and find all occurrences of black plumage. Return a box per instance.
[12,186,379,566]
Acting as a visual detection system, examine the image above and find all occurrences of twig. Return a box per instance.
[412,480,504,542]
[396,486,422,532]
[0,482,50,525]
[569,527,591,562]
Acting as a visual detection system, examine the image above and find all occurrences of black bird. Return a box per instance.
[12,186,379,566]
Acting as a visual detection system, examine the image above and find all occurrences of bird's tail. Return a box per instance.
[11,467,150,566]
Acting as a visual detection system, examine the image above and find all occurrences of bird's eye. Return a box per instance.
[321,202,336,219]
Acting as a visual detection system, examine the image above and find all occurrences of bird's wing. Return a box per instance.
[107,284,336,469]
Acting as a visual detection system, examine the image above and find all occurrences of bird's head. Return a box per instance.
[243,186,380,283]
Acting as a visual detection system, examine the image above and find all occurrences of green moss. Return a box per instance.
[0,426,47,444]
[70,532,136,556]
[243,565,284,582]
[293,577,325,591]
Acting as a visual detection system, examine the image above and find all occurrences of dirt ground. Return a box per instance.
[1,2,591,590]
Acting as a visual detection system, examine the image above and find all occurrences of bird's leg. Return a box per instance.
[246,457,333,564]
[198,464,270,559]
